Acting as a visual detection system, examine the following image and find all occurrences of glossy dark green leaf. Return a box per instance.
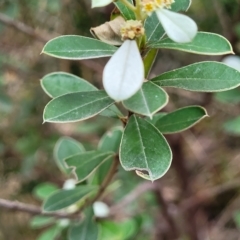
[41,72,97,98]
[155,106,208,134]
[214,88,240,104]
[65,151,115,183]
[223,116,240,135]
[43,91,115,123]
[151,62,240,92]
[33,183,58,201]
[120,115,172,181]
[54,137,85,175]
[123,82,168,118]
[43,186,97,212]
[68,208,98,240]
[42,35,117,60]
[114,0,135,20]
[148,32,233,55]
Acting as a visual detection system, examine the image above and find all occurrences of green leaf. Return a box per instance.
[151,61,240,92]
[92,127,123,185]
[43,186,97,212]
[33,183,59,201]
[30,216,55,229]
[120,115,172,181]
[42,35,117,60]
[43,91,115,123]
[98,127,123,152]
[41,72,97,98]
[37,225,61,240]
[68,208,99,240]
[148,32,233,55]
[171,0,191,12]
[214,88,240,104]
[122,82,168,118]
[144,12,165,44]
[54,137,85,175]
[65,151,114,183]
[143,49,158,78]
[155,106,208,134]
[114,0,135,20]
[223,116,240,135]
[99,220,136,240]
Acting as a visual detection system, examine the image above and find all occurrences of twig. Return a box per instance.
[78,156,119,212]
[0,198,81,219]
[0,13,50,43]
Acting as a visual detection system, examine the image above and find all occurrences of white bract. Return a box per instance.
[155,8,197,43]
[142,0,197,43]
[222,56,240,72]
[103,39,144,101]
[91,0,113,8]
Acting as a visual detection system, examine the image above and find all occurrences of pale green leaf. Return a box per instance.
[37,225,61,240]
[123,82,168,118]
[42,35,117,60]
[43,186,97,212]
[33,183,59,201]
[151,61,240,92]
[155,106,208,134]
[223,116,240,135]
[120,115,172,181]
[148,32,233,55]
[41,72,97,98]
[215,88,240,104]
[143,49,158,78]
[65,151,115,183]
[54,137,85,175]
[171,0,191,12]
[43,91,115,123]
[99,220,136,240]
[68,208,98,240]
[30,216,55,229]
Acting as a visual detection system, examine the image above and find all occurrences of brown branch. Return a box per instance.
[0,13,50,43]
[0,198,81,219]
[78,156,119,212]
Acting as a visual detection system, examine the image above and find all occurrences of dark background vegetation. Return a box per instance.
[0,0,240,239]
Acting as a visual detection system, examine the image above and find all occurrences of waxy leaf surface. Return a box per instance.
[155,106,208,134]
[41,72,96,98]
[123,82,168,118]
[65,151,114,183]
[42,36,117,60]
[43,91,114,123]
[43,186,97,212]
[148,32,233,55]
[151,62,240,92]
[54,137,85,175]
[120,115,172,181]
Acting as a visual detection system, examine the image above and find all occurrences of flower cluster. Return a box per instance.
[120,20,145,40]
[141,0,174,15]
